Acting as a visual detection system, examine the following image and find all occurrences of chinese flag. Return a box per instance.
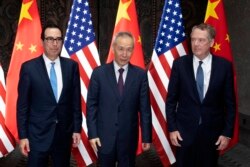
[204,0,239,153]
[106,0,144,154]
[106,0,145,69]
[5,0,43,139]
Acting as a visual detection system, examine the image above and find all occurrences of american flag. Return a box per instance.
[61,0,100,166]
[0,65,15,157]
[148,0,188,165]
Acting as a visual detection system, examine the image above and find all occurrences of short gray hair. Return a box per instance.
[191,23,216,41]
[112,31,135,48]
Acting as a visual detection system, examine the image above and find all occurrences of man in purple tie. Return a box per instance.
[87,31,152,167]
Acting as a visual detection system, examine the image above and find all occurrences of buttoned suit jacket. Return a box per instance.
[86,62,152,155]
[17,55,82,152]
[165,55,236,146]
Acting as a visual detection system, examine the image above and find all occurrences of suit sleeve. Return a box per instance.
[72,62,82,133]
[165,60,180,132]
[222,62,236,137]
[86,69,99,139]
[140,71,152,143]
[17,63,31,139]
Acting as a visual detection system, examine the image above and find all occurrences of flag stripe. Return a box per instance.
[0,125,15,153]
[148,73,167,121]
[82,42,99,68]
[148,0,188,166]
[62,0,100,165]
[76,49,94,79]
[152,111,175,164]
[79,131,97,162]
[0,133,8,156]
[149,64,167,99]
[0,64,15,157]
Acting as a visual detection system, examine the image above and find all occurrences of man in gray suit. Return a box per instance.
[87,31,152,167]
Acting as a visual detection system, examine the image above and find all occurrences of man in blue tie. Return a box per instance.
[86,32,152,167]
[17,23,82,167]
[165,23,236,167]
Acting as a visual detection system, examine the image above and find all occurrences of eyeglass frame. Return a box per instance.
[44,37,63,43]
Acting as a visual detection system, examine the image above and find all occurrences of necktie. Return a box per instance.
[50,62,57,100]
[196,61,204,102]
[117,68,124,96]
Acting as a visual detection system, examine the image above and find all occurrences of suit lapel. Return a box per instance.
[35,56,56,101]
[203,55,216,101]
[122,64,135,99]
[58,57,67,102]
[186,56,201,103]
[106,62,121,99]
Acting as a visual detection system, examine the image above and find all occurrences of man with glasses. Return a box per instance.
[17,23,82,167]
[165,23,236,167]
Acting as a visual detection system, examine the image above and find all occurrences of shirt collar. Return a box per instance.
[193,53,212,65]
[113,61,128,72]
[43,54,60,66]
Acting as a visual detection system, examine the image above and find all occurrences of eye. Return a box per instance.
[45,37,54,41]
[118,47,124,51]
[45,37,63,43]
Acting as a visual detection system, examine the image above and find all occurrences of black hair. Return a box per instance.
[41,23,63,40]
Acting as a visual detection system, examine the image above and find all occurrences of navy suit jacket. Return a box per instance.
[87,62,152,154]
[166,55,236,146]
[17,55,82,151]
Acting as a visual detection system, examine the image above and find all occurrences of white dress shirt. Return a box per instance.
[43,54,63,101]
[113,61,128,84]
[193,54,212,98]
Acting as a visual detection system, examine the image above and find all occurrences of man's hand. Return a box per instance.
[89,138,101,152]
[215,135,230,150]
[142,143,151,151]
[72,133,81,148]
[170,131,183,147]
[19,138,30,156]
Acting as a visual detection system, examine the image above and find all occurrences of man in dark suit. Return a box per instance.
[86,31,152,167]
[17,23,82,167]
[165,23,236,167]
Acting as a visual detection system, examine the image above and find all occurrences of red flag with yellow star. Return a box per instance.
[106,0,145,69]
[5,0,43,139]
[204,0,239,153]
[106,0,144,155]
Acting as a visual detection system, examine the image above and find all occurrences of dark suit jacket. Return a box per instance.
[87,62,152,154]
[17,55,82,152]
[165,55,236,146]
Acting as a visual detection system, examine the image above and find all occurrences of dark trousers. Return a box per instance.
[27,127,72,167]
[175,126,219,167]
[98,137,136,167]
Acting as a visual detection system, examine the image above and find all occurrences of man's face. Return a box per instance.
[112,36,134,67]
[190,28,214,60]
[43,28,63,60]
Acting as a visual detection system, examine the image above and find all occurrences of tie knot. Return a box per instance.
[51,62,55,66]
[199,61,203,66]
[118,68,124,74]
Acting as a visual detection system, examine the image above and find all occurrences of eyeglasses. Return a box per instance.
[45,37,63,43]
